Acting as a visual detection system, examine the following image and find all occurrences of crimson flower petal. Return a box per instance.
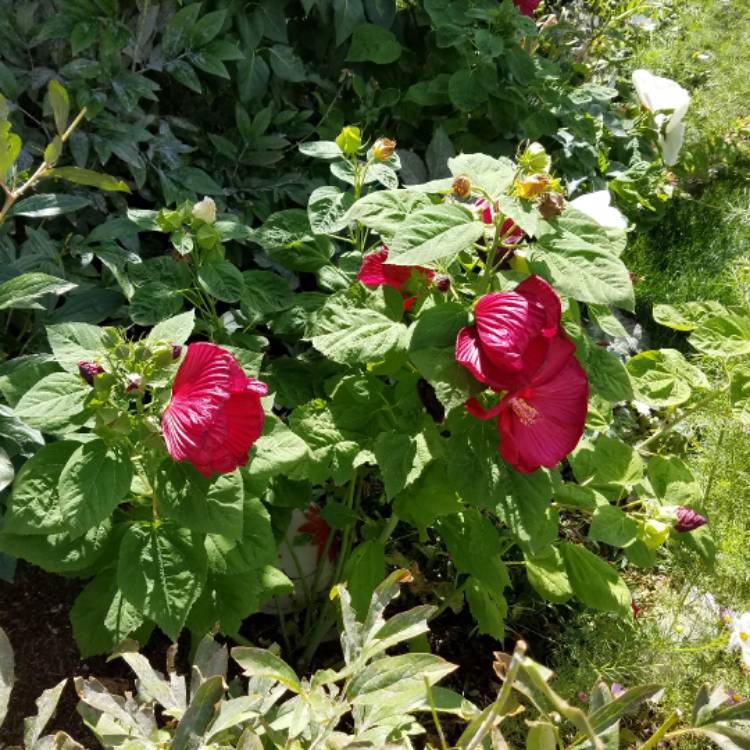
[162,342,266,476]
[496,334,588,473]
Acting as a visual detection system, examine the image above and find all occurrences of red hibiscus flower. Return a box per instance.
[455,276,561,391]
[298,504,338,562]
[357,245,435,310]
[162,342,267,477]
[513,0,541,17]
[474,198,524,245]
[466,333,589,473]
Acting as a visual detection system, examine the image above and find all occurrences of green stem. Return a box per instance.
[638,710,681,750]
[378,512,399,545]
[465,640,528,750]
[636,388,726,452]
[425,677,449,750]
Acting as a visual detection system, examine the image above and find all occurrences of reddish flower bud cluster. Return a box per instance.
[162,342,267,477]
[455,276,589,473]
[78,360,104,385]
[356,245,435,310]
[674,506,707,532]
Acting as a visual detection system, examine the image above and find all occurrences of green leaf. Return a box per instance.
[241,271,293,317]
[448,153,516,197]
[500,469,557,556]
[626,349,701,407]
[232,647,301,692]
[156,463,244,540]
[0,520,112,574]
[308,297,409,364]
[730,365,750,426]
[0,447,13,493]
[298,141,343,160]
[10,193,90,218]
[191,9,226,47]
[0,122,21,176]
[393,463,462,534]
[146,310,195,346]
[588,505,638,548]
[388,203,483,266]
[346,23,402,63]
[586,346,633,401]
[58,440,133,538]
[333,0,366,45]
[3,441,81,535]
[238,53,270,102]
[560,542,630,616]
[0,626,12,727]
[374,431,433,499]
[436,510,510,593]
[307,186,354,234]
[171,675,226,750]
[130,281,183,325]
[48,80,69,135]
[690,313,750,357]
[198,260,245,303]
[248,419,311,481]
[46,322,106,372]
[342,540,386,619]
[49,167,130,192]
[496,195,545,238]
[465,576,507,640]
[268,45,306,82]
[653,301,728,332]
[570,435,643,497]
[525,547,572,603]
[118,523,208,640]
[347,652,456,705]
[0,273,76,310]
[529,213,634,310]
[163,3,202,55]
[70,569,144,658]
[647,455,701,505]
[14,372,89,431]
[345,190,432,237]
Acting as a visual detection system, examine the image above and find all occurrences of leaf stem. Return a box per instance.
[639,710,682,750]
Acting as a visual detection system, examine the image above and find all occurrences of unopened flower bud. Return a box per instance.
[674,506,707,532]
[538,192,566,219]
[171,343,183,360]
[520,142,552,174]
[514,173,550,200]
[335,125,361,155]
[577,692,588,702]
[192,196,216,224]
[436,276,451,292]
[452,175,472,198]
[643,518,670,549]
[125,373,144,392]
[78,361,104,386]
[372,137,396,161]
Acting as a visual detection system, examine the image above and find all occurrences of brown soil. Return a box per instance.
[0,563,139,745]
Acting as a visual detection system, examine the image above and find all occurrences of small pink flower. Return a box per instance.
[162,342,267,477]
[357,245,434,310]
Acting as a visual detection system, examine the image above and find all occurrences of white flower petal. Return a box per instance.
[569,190,628,230]
[662,122,686,166]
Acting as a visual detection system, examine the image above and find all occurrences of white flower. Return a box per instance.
[728,611,750,667]
[192,196,216,224]
[629,13,657,32]
[568,190,628,230]
[632,69,691,166]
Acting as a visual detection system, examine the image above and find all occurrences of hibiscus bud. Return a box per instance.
[78,360,104,385]
[452,175,472,198]
[125,373,144,392]
[192,196,216,224]
[436,276,451,292]
[335,125,361,155]
[372,137,396,161]
[674,506,707,532]
[171,343,183,360]
[519,142,551,174]
[514,173,550,200]
[538,192,566,219]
